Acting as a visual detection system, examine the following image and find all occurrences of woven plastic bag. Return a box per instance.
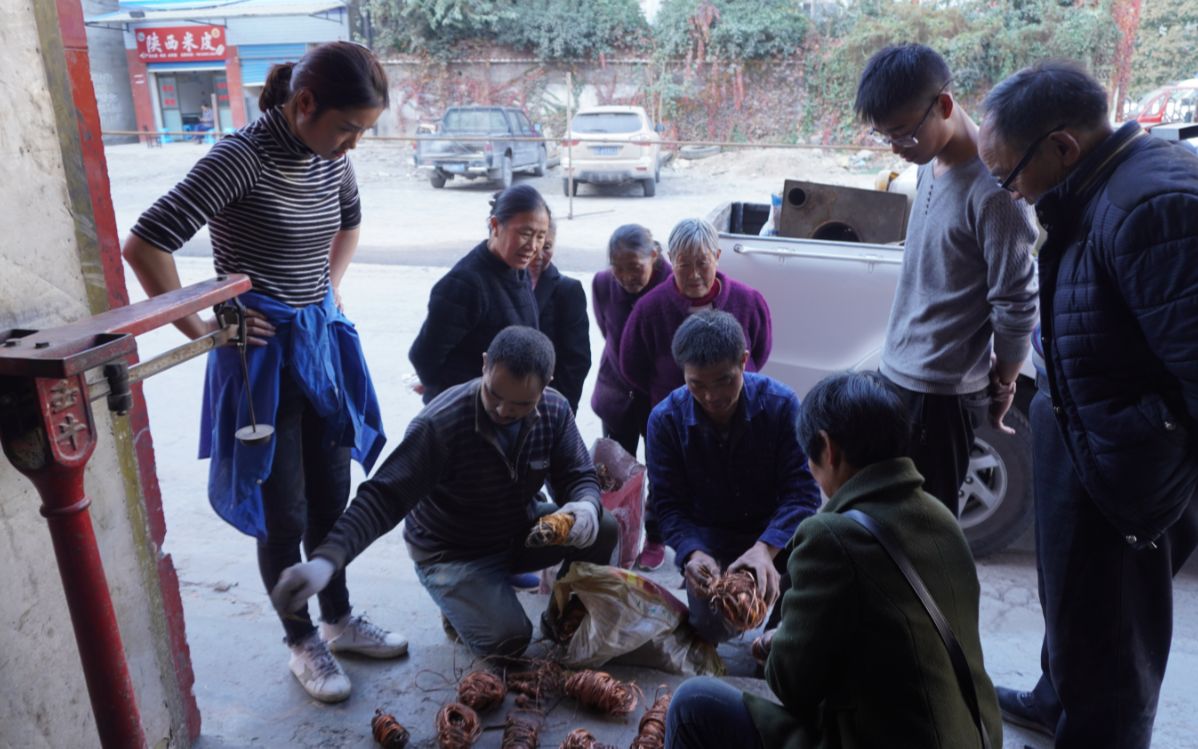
[547,562,724,675]
[592,437,644,570]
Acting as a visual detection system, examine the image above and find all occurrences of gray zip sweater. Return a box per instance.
[881,157,1038,395]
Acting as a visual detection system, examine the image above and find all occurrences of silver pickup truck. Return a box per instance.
[415,106,548,190]
[709,198,1035,557]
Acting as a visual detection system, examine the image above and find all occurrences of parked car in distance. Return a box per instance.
[561,105,662,197]
[1133,79,1198,129]
[709,197,1036,558]
[415,106,547,189]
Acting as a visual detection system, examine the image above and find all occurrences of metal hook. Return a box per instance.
[217,299,275,446]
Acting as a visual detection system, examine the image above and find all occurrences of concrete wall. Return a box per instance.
[84,0,136,142]
[0,1,193,746]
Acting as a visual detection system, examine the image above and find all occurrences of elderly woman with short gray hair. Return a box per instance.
[618,217,772,411]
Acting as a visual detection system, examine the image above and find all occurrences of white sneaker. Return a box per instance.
[288,633,351,703]
[321,614,409,659]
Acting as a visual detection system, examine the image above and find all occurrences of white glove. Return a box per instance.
[270,557,336,616]
[560,501,599,548]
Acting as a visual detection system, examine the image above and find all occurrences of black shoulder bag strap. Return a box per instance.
[843,509,992,749]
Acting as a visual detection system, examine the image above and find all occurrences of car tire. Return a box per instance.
[533,147,547,177]
[642,177,656,197]
[429,170,447,189]
[562,177,578,196]
[959,406,1034,557]
[496,154,513,189]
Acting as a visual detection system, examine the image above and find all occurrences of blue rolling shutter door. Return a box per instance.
[240,44,307,86]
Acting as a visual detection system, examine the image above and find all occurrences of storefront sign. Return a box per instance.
[135,25,227,62]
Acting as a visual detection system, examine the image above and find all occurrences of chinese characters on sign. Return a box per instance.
[136,25,227,62]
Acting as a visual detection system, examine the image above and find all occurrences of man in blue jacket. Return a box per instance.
[979,60,1198,748]
[646,310,820,643]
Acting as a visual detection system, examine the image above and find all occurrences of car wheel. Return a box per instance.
[562,177,578,196]
[959,406,1034,557]
[429,170,447,189]
[641,177,656,197]
[533,147,547,177]
[496,154,513,188]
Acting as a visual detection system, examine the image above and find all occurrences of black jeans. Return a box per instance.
[1027,389,1198,747]
[886,379,986,516]
[257,372,353,643]
[601,395,661,544]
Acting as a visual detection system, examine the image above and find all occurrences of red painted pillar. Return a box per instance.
[52,0,202,742]
[126,49,157,140]
[225,44,248,127]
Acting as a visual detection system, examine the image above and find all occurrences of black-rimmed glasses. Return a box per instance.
[997,124,1067,192]
[870,80,952,148]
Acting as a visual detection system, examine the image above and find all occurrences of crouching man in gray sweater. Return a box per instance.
[272,326,617,668]
[854,43,1038,516]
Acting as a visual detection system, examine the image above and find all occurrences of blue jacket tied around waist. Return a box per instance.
[199,290,386,538]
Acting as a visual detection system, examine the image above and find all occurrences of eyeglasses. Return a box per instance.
[870,80,952,148]
[996,124,1066,192]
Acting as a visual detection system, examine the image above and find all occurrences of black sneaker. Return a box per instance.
[996,686,1055,738]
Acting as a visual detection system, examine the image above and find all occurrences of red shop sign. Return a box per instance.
[136,25,227,62]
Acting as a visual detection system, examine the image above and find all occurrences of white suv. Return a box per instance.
[561,105,662,197]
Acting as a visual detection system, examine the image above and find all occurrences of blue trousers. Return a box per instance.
[1027,390,1198,747]
[665,677,764,749]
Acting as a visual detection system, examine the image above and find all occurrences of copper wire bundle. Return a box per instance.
[500,709,542,749]
[563,670,640,717]
[371,708,410,748]
[457,670,507,712]
[435,702,482,749]
[506,660,566,709]
[549,595,588,644]
[558,728,616,749]
[751,632,771,664]
[526,512,576,547]
[629,692,671,749]
[708,570,768,631]
[595,463,621,492]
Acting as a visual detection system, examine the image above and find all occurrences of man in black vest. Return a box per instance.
[979,60,1198,748]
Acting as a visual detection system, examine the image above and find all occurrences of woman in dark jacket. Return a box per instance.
[409,185,549,403]
[591,224,671,569]
[529,219,591,413]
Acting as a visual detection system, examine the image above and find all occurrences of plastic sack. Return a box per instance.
[592,437,645,570]
[547,562,724,676]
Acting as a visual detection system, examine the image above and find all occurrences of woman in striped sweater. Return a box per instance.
[122,42,405,704]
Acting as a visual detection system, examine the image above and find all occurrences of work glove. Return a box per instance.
[560,501,599,548]
[684,550,721,596]
[270,557,336,617]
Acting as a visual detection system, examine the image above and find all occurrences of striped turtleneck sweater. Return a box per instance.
[131,106,362,306]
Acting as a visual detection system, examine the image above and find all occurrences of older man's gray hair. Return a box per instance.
[983,59,1109,149]
[667,218,720,261]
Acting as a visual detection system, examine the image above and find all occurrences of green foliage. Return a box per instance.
[497,0,651,60]
[368,0,649,59]
[653,0,808,61]
[366,0,514,55]
[1131,0,1198,98]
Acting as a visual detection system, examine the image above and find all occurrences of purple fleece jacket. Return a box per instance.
[590,260,672,424]
[618,271,773,408]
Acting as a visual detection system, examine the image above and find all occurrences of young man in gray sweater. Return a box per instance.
[855,44,1038,516]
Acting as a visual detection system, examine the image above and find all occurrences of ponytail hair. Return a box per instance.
[259,62,295,112]
[257,41,389,114]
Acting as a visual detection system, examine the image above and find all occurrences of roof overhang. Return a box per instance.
[85,0,346,28]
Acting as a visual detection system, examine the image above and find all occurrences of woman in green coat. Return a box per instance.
[665,371,1001,749]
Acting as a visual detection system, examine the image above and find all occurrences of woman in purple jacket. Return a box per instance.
[591,225,672,569]
[619,217,773,417]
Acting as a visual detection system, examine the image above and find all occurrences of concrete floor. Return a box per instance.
[123,258,1198,749]
[105,144,1198,748]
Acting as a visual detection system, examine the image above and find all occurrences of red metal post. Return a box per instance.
[0,374,145,748]
[0,275,249,748]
